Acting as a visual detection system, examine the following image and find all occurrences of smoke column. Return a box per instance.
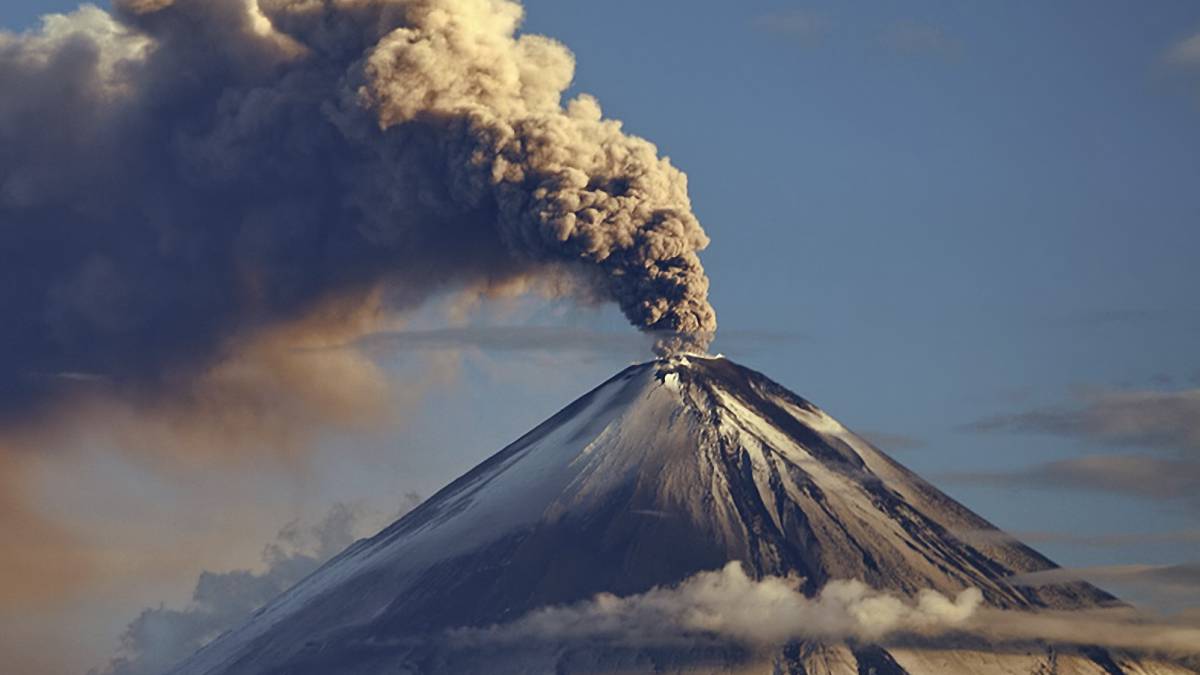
[0,0,716,423]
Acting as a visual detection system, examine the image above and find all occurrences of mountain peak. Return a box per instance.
[649,351,726,366]
[172,357,1149,675]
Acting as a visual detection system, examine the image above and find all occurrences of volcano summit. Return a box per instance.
[172,356,1197,674]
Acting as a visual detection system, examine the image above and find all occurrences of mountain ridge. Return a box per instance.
[171,355,1194,675]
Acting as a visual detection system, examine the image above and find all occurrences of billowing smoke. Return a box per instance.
[0,0,716,427]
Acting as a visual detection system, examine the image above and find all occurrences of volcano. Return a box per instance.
[171,356,1196,674]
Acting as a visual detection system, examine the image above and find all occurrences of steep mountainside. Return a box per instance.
[172,356,1194,675]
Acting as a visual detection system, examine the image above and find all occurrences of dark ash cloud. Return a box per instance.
[0,0,717,434]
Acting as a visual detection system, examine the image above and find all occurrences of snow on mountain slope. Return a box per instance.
[171,355,1192,675]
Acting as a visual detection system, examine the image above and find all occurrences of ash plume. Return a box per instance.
[0,0,716,427]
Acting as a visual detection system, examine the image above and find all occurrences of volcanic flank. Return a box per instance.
[171,356,1198,675]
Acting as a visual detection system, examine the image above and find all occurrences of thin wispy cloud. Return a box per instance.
[353,325,808,357]
[859,431,926,452]
[357,325,652,355]
[1166,31,1200,67]
[955,527,1200,549]
[881,19,962,59]
[1069,308,1191,326]
[749,10,830,46]
[960,384,1200,506]
[1010,563,1200,594]
[944,454,1200,506]
[968,388,1200,453]
[1009,563,1200,614]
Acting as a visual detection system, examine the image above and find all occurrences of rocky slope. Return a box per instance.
[171,356,1195,674]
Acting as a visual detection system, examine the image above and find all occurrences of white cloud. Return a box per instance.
[749,10,830,46]
[1167,32,1200,67]
[454,562,1200,656]
[881,19,962,58]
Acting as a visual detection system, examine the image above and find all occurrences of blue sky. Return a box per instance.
[3,1,1200,670]
[438,0,1200,563]
[512,0,1200,555]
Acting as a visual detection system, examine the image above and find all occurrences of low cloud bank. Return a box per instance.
[455,562,1200,656]
[457,562,980,648]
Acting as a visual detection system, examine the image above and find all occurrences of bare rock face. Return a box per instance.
[171,356,1195,675]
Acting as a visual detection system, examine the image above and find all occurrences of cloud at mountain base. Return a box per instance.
[454,562,1200,656]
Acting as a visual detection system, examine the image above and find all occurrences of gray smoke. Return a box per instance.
[0,0,716,425]
[91,497,421,675]
[91,506,358,675]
